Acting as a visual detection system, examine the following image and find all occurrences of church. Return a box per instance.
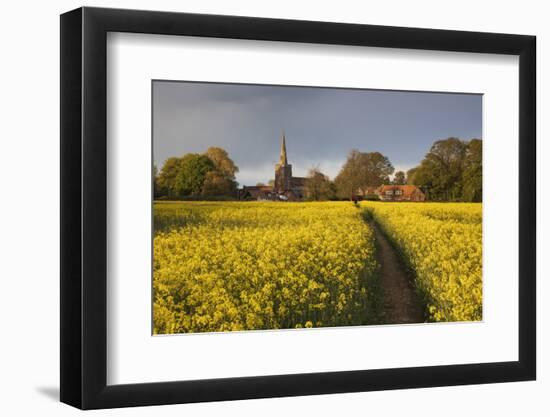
[240,132,306,201]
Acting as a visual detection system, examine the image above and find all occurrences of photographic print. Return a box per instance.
[152,81,482,335]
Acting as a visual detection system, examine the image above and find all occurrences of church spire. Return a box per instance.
[279,130,288,166]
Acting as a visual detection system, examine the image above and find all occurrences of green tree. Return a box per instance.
[406,167,418,185]
[204,147,239,180]
[335,150,394,199]
[461,139,482,202]
[157,157,184,199]
[204,147,239,196]
[393,171,406,185]
[202,171,237,197]
[304,167,335,201]
[174,154,215,197]
[411,138,467,201]
[157,147,240,199]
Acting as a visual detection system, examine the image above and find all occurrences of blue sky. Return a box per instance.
[153,81,482,186]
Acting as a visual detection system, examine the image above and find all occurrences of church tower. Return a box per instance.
[274,130,292,192]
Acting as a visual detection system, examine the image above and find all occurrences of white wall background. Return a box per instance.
[0,0,546,415]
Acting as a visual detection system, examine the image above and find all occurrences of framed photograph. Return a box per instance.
[60,6,536,409]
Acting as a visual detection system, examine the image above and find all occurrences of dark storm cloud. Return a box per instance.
[153,81,482,186]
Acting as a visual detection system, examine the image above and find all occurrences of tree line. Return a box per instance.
[155,137,482,202]
[306,137,483,202]
[307,137,481,202]
[155,147,239,199]
[407,138,482,202]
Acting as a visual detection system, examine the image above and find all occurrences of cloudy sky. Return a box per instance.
[153,81,482,186]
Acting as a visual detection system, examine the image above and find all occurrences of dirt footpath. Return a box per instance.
[370,222,424,324]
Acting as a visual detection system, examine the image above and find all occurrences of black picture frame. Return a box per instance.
[60,6,536,410]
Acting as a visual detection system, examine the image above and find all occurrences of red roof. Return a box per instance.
[379,185,424,197]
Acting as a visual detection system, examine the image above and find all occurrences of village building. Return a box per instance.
[356,186,382,200]
[239,132,426,202]
[377,184,426,202]
[240,132,306,201]
[356,184,426,202]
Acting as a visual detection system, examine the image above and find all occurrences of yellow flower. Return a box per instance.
[361,201,482,322]
[153,201,377,333]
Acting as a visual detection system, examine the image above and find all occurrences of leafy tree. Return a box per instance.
[335,150,394,199]
[157,157,184,199]
[462,139,482,202]
[173,154,215,197]
[204,147,239,180]
[406,167,418,185]
[393,171,406,185]
[202,171,237,196]
[411,138,467,201]
[157,147,240,199]
[304,168,335,201]
[204,147,239,196]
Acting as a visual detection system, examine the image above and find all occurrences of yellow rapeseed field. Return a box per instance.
[153,201,378,334]
[361,201,482,322]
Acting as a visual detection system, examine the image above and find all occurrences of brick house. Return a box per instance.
[356,186,382,200]
[378,185,426,202]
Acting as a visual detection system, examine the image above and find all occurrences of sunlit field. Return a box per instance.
[153,200,482,335]
[153,201,378,334]
[361,202,482,322]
